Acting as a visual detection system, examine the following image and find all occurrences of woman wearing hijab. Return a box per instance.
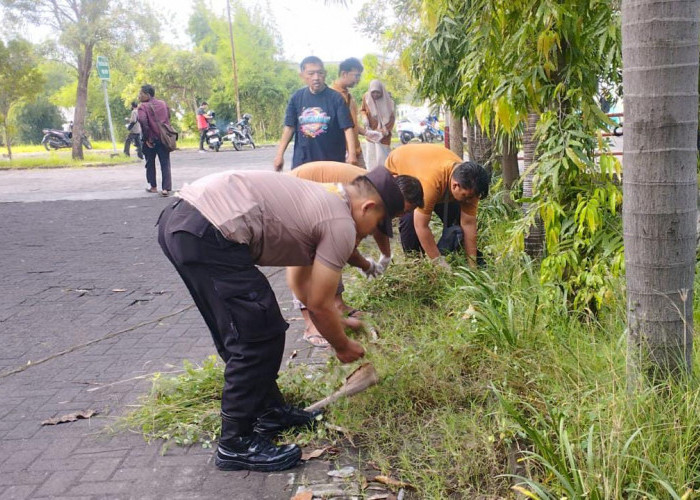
[361,79,396,169]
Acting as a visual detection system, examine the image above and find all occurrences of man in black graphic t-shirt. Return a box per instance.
[273,56,356,170]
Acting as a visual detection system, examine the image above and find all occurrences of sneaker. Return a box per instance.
[254,405,322,438]
[215,434,301,472]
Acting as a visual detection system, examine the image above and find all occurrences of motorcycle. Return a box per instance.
[41,123,92,151]
[397,117,427,144]
[222,113,255,151]
[421,116,444,143]
[203,112,222,152]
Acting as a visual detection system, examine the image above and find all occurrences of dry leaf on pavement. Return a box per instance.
[290,491,312,500]
[301,446,331,461]
[41,409,98,426]
[372,475,414,490]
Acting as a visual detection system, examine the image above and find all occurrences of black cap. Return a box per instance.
[363,167,405,237]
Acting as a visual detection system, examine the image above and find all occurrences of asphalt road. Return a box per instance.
[0,146,287,203]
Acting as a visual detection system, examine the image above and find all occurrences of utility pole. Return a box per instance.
[226,0,241,121]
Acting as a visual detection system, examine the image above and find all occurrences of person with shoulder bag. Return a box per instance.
[137,84,177,197]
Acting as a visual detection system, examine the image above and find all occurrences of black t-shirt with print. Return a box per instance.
[284,87,353,168]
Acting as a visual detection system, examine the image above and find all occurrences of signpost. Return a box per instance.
[96,56,118,155]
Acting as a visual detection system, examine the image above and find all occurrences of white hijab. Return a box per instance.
[364,80,395,128]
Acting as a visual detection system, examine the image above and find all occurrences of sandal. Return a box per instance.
[146,187,158,193]
[303,334,330,348]
[160,190,171,197]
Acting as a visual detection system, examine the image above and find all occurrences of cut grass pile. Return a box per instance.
[117,194,700,498]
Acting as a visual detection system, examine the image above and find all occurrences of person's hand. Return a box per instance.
[273,155,284,172]
[432,255,451,271]
[334,338,365,363]
[365,129,383,143]
[145,139,154,148]
[360,258,380,279]
[347,152,358,165]
[377,253,391,273]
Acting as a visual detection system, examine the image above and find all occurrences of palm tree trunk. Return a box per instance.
[622,0,699,384]
[522,111,544,258]
[501,137,519,206]
[465,118,493,171]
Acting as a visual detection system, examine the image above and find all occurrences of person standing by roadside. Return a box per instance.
[331,57,366,168]
[273,56,356,171]
[123,101,143,159]
[361,80,396,169]
[137,84,173,197]
[196,101,211,152]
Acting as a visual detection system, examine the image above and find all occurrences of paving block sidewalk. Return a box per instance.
[0,197,367,499]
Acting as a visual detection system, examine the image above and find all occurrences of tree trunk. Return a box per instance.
[3,116,12,160]
[447,109,464,158]
[501,138,519,206]
[465,118,493,171]
[72,43,93,161]
[622,0,698,383]
[522,111,544,258]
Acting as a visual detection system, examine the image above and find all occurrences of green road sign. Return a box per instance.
[96,56,110,80]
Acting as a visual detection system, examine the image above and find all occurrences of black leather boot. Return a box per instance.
[216,412,301,472]
[254,405,322,438]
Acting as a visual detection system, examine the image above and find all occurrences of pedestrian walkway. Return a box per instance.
[0,196,359,499]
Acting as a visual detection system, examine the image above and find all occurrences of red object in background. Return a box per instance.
[444,125,450,149]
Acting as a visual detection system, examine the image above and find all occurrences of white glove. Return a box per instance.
[360,258,381,279]
[432,255,451,271]
[365,129,383,143]
[377,253,391,274]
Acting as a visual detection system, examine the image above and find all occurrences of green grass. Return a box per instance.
[0,149,136,169]
[116,191,700,498]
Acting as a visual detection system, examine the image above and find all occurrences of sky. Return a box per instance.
[150,0,382,63]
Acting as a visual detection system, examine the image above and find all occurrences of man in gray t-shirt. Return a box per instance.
[157,167,405,473]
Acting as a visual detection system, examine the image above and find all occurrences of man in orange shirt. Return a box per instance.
[331,57,366,168]
[385,144,490,268]
[289,161,424,346]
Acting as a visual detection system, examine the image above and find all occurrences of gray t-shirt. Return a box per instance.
[177,170,357,271]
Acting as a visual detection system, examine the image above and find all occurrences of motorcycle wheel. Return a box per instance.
[400,132,412,145]
[82,137,93,149]
[43,140,51,151]
[215,143,220,152]
[247,134,255,149]
[232,140,241,151]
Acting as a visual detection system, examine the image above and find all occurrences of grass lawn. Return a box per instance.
[0,149,137,169]
[115,190,700,498]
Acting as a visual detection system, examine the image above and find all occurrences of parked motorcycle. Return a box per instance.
[203,112,222,152]
[222,113,255,151]
[41,123,92,151]
[397,116,444,144]
[397,117,426,145]
[421,116,444,143]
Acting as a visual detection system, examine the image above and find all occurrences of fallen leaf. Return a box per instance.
[41,409,98,426]
[289,350,298,359]
[367,494,390,500]
[287,317,304,322]
[301,446,330,461]
[290,492,312,500]
[372,475,414,490]
[112,288,127,293]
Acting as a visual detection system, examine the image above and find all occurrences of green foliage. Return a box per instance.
[0,38,45,155]
[407,0,623,310]
[14,97,63,144]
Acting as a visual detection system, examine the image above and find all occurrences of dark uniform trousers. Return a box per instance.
[157,200,289,431]
[398,201,461,254]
